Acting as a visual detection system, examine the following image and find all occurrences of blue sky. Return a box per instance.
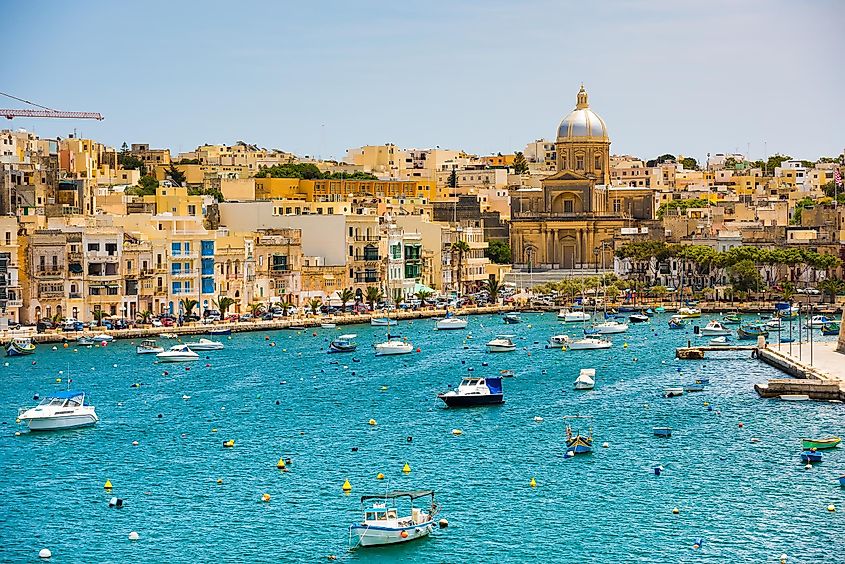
[4,0,843,163]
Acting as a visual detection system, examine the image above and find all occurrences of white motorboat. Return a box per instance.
[780,394,811,401]
[664,387,684,398]
[629,313,650,323]
[574,368,596,390]
[320,322,337,328]
[349,490,438,547]
[486,335,516,353]
[569,335,612,350]
[92,333,114,342]
[136,339,164,354]
[807,315,832,328]
[700,320,731,336]
[183,338,225,351]
[547,334,571,348]
[18,390,99,431]
[435,312,467,330]
[371,317,397,327]
[156,344,199,362]
[592,320,629,334]
[677,307,701,319]
[765,318,784,331]
[559,309,591,323]
[709,336,730,346]
[159,332,179,339]
[437,376,504,407]
[374,338,414,356]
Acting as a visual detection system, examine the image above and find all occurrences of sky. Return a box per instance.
[3,0,844,163]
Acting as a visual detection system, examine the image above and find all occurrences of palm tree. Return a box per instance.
[392,288,403,307]
[179,298,198,317]
[415,289,433,303]
[248,302,265,318]
[818,278,844,304]
[365,286,383,310]
[135,310,153,325]
[339,288,355,314]
[307,298,322,315]
[92,309,108,327]
[280,297,295,317]
[485,277,501,304]
[213,295,236,317]
[451,240,471,295]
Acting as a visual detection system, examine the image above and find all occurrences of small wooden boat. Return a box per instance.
[801,437,841,450]
[780,394,810,401]
[800,450,823,463]
[329,334,357,353]
[207,328,232,336]
[664,387,684,398]
[668,317,686,330]
[722,313,742,325]
[653,427,672,437]
[821,322,840,336]
[7,338,36,356]
[737,325,768,340]
[564,416,593,454]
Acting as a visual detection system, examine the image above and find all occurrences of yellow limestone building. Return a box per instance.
[510,86,653,269]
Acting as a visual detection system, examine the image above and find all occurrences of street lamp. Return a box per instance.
[593,247,599,273]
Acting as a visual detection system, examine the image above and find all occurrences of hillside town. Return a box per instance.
[1,86,843,330]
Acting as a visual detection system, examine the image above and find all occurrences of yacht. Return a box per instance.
[574,368,596,390]
[700,320,731,336]
[136,339,164,354]
[183,338,225,351]
[92,333,114,342]
[592,320,629,334]
[486,335,516,353]
[568,335,612,350]
[435,311,467,330]
[18,390,98,431]
[349,491,438,547]
[374,337,414,356]
[437,376,504,407]
[329,334,357,353]
[156,344,199,362]
[559,309,591,323]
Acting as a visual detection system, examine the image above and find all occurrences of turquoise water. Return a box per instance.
[1,314,842,563]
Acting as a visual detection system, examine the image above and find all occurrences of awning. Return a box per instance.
[412,283,434,294]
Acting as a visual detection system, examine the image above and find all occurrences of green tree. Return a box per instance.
[447,169,458,189]
[255,163,323,179]
[679,157,698,170]
[513,151,528,174]
[365,286,383,310]
[451,240,471,294]
[248,302,265,318]
[728,259,763,293]
[485,240,512,264]
[415,289,433,304]
[656,198,711,219]
[92,309,108,327]
[179,298,198,317]
[339,288,355,312]
[213,295,236,317]
[656,153,676,164]
[323,171,378,180]
[118,153,146,174]
[724,157,738,169]
[135,310,153,324]
[818,278,845,304]
[307,298,322,315]
[167,164,186,187]
[137,175,159,195]
[485,277,501,303]
[279,297,295,316]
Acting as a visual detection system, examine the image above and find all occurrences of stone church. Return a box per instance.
[510,86,654,270]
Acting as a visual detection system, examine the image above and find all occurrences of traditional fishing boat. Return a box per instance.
[437,376,504,407]
[821,322,841,336]
[7,337,36,356]
[801,437,841,450]
[668,317,686,330]
[722,313,742,325]
[349,490,438,548]
[800,450,823,463]
[737,325,768,340]
[329,334,357,353]
[564,416,593,454]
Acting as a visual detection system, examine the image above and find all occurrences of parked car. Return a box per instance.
[160,317,175,327]
[262,312,274,321]
[239,313,254,322]
[797,287,821,295]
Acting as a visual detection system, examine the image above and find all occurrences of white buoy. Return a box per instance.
[39,548,52,559]
[128,531,140,541]
[780,554,788,564]
[805,463,812,470]
[602,442,609,448]
[533,416,544,422]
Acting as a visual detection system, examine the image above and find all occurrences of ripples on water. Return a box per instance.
[0,314,842,563]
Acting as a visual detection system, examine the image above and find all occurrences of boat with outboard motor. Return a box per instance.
[486,335,516,352]
[371,316,397,327]
[629,313,650,323]
[700,320,731,336]
[349,490,438,548]
[547,334,571,348]
[438,376,504,407]
[156,344,200,362]
[574,369,595,390]
[136,339,164,354]
[329,334,358,353]
[183,338,224,351]
[435,311,467,330]
[18,390,99,431]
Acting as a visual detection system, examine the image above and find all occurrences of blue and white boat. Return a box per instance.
[7,338,36,356]
[564,416,593,454]
[371,317,397,327]
[329,334,357,353]
[800,450,823,463]
[349,490,438,547]
[684,383,706,392]
[438,376,504,407]
[653,427,672,437]
[18,390,99,431]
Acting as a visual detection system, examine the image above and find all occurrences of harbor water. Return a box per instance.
[1,313,842,562]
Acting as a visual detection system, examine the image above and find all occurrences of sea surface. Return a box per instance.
[0,313,842,563]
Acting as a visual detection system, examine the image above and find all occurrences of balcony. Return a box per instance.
[170,251,198,259]
[269,268,291,277]
[87,251,119,262]
[353,235,380,242]
[68,293,82,299]
[5,298,22,307]
[154,287,167,296]
[170,269,197,278]
[354,275,380,283]
[38,290,64,298]
[35,268,63,278]
[354,254,381,262]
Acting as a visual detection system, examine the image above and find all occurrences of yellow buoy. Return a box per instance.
[55,378,61,383]
[104,480,113,490]
[368,419,377,426]
[223,440,235,448]
[672,507,680,514]
[402,463,411,473]
[376,473,384,480]
[379,386,388,391]
[261,493,271,502]
[529,477,537,487]
[342,479,352,492]
[211,428,218,433]
[703,402,709,406]
[828,504,836,512]
[451,429,463,436]
[276,458,286,469]
[216,478,223,484]
[623,343,629,348]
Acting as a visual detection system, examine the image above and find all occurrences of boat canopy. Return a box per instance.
[336,334,357,340]
[360,490,434,502]
[485,377,503,394]
[51,390,86,399]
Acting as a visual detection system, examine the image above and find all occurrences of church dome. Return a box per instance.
[556,85,608,141]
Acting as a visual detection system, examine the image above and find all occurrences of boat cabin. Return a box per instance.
[39,391,88,408]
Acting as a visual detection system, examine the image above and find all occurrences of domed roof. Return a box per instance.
[556,85,608,141]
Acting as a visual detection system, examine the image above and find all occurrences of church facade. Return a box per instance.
[510,86,654,270]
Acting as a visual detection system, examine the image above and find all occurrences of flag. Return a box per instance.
[835,167,842,188]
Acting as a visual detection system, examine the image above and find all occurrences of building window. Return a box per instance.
[595,155,601,169]
[564,200,574,213]
[87,243,100,251]
[4,232,9,245]
[576,156,584,170]
[613,199,622,213]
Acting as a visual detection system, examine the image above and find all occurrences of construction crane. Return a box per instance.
[0,91,103,121]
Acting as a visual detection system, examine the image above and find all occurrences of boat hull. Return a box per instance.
[374,344,413,356]
[156,354,199,362]
[136,347,164,354]
[438,394,504,407]
[801,437,841,450]
[569,341,612,350]
[329,344,357,353]
[486,344,516,353]
[436,318,467,330]
[350,521,435,547]
[371,319,397,327]
[7,344,36,356]
[24,414,98,431]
